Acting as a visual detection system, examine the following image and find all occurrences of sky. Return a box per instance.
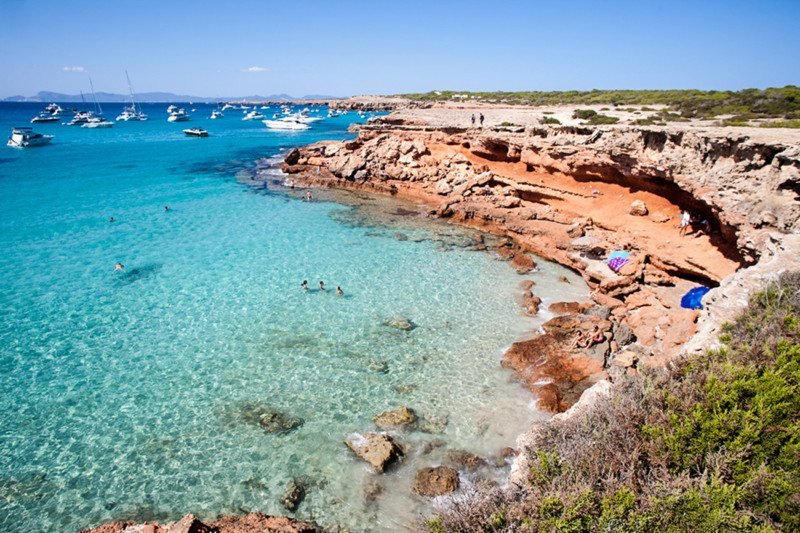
[1,0,798,98]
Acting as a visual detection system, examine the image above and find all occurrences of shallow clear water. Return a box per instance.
[0,102,587,531]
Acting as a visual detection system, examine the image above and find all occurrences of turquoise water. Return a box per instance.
[0,103,587,531]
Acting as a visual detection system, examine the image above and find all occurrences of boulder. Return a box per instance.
[584,305,611,320]
[443,450,486,471]
[630,200,648,216]
[522,294,542,315]
[258,411,305,434]
[611,350,638,368]
[383,316,416,331]
[435,179,453,195]
[284,148,301,166]
[510,253,536,274]
[548,301,582,315]
[345,432,405,473]
[281,479,306,512]
[613,324,636,346]
[412,466,460,497]
[373,406,417,430]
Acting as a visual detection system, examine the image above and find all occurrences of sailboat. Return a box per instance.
[81,78,114,128]
[116,71,148,121]
[67,91,95,125]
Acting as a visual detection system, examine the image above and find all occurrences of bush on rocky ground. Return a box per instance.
[428,272,800,531]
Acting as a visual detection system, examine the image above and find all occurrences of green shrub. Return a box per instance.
[572,109,597,119]
[762,119,800,129]
[540,116,561,125]
[586,114,619,125]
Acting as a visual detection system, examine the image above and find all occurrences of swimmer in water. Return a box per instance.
[319,280,325,291]
[164,205,171,212]
[301,280,308,291]
[108,216,115,223]
[114,263,125,272]
[336,286,344,297]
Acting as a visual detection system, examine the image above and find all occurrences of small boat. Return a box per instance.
[167,109,190,122]
[263,118,310,130]
[81,117,114,128]
[183,127,208,137]
[242,110,265,121]
[221,103,235,111]
[210,110,224,119]
[67,111,95,125]
[44,103,64,116]
[7,127,53,147]
[167,104,178,114]
[31,112,60,123]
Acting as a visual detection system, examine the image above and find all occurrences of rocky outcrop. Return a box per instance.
[412,466,460,497]
[345,432,405,472]
[82,513,318,533]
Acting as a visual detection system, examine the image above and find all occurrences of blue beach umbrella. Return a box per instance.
[681,286,711,310]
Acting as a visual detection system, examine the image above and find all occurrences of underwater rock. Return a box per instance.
[412,466,460,497]
[281,479,306,512]
[237,402,304,434]
[345,432,405,473]
[373,406,417,430]
[418,414,449,434]
[383,316,416,331]
[393,383,418,395]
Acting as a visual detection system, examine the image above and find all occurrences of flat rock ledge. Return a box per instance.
[373,406,417,430]
[412,466,460,497]
[345,432,405,472]
[81,512,318,533]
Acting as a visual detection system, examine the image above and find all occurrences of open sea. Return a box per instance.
[0,102,587,531]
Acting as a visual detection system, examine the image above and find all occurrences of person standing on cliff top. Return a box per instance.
[479,113,485,126]
[471,114,476,126]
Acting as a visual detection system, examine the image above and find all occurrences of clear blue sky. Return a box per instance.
[1,0,798,98]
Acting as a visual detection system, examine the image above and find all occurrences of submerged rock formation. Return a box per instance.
[412,466,460,497]
[82,512,318,533]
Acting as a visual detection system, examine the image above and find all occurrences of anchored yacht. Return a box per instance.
[167,109,190,122]
[263,118,310,130]
[7,127,53,147]
[31,112,60,123]
[242,110,265,121]
[210,110,224,119]
[183,127,209,137]
[81,117,114,128]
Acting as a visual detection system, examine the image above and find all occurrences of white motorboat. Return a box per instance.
[221,103,235,111]
[183,127,208,137]
[31,112,60,123]
[210,110,224,119]
[7,127,53,147]
[81,117,114,128]
[263,118,310,130]
[167,104,178,114]
[67,111,95,125]
[44,103,64,116]
[167,109,190,122]
[242,110,265,121]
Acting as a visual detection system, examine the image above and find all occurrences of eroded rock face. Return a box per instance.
[373,406,417,430]
[412,466,460,497]
[345,432,405,472]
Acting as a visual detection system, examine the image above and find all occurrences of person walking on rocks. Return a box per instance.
[479,113,485,126]
[471,114,476,127]
[678,210,691,236]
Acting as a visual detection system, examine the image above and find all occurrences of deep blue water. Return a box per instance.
[0,102,586,531]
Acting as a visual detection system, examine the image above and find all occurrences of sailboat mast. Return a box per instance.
[125,70,138,114]
[89,77,103,116]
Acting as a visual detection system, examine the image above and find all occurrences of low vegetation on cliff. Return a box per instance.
[429,272,800,532]
[403,86,800,123]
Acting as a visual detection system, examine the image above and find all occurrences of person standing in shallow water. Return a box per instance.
[336,286,344,297]
[114,263,125,272]
[319,280,325,291]
[301,280,308,291]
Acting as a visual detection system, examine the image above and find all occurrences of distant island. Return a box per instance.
[2,91,343,103]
